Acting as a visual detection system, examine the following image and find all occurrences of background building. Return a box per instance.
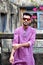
[0,0,43,65]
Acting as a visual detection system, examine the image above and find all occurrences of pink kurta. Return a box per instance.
[12,26,36,65]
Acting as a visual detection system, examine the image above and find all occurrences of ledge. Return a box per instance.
[0,33,43,39]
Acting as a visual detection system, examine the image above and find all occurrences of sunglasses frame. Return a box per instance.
[23,18,31,21]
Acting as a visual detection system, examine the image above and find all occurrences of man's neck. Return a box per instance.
[23,25,28,30]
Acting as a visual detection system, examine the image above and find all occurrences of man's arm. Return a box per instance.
[12,43,30,50]
[10,46,16,56]
[9,46,16,64]
[19,42,30,47]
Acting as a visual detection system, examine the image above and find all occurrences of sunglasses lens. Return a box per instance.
[23,18,31,21]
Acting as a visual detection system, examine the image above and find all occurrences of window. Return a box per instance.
[0,13,7,32]
[38,12,43,30]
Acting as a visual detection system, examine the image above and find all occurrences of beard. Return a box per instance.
[23,22,31,26]
[23,22,29,26]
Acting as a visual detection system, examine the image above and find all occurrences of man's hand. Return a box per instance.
[9,55,14,64]
[9,48,15,64]
[13,44,21,50]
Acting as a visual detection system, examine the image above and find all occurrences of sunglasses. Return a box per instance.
[23,18,31,21]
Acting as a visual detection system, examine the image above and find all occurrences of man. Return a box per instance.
[9,12,36,65]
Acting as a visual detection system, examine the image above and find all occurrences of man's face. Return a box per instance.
[23,15,31,26]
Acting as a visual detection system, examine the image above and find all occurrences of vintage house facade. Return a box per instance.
[0,0,43,65]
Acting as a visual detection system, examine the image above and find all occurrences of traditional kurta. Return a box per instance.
[12,26,36,65]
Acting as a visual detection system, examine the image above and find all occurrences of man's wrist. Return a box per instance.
[18,43,29,48]
[19,44,23,47]
[20,43,29,47]
[11,49,15,56]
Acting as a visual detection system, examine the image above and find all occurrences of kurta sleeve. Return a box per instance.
[12,29,18,46]
[28,29,36,46]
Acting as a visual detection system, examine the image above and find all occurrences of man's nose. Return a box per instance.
[25,19,27,21]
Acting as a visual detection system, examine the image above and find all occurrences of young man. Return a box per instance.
[9,12,36,65]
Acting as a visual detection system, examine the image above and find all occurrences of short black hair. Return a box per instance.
[23,12,32,17]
